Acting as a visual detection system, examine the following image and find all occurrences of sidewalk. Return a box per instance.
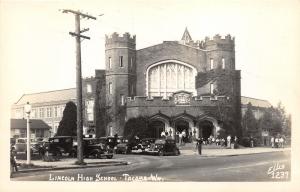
[180,147,291,156]
[15,158,128,173]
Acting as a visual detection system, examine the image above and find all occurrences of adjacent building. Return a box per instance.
[11,88,76,137]
[10,119,50,138]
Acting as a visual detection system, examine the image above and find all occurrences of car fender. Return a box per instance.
[91,149,101,155]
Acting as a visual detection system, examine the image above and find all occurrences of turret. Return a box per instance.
[105,32,137,136]
[204,34,235,71]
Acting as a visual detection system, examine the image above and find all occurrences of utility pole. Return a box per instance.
[61,9,96,165]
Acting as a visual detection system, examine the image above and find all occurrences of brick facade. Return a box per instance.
[94,29,242,140]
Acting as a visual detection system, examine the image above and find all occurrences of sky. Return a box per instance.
[1,0,300,116]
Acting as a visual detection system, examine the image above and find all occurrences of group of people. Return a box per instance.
[200,135,238,148]
[160,130,192,145]
[270,136,285,148]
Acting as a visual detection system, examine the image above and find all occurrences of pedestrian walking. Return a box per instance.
[182,130,186,145]
[271,137,275,148]
[179,132,182,145]
[10,147,18,177]
[279,137,284,148]
[216,138,220,146]
[161,131,166,138]
[227,135,231,148]
[250,136,254,148]
[275,137,279,148]
[196,138,203,155]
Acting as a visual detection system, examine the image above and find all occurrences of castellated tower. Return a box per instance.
[105,32,136,136]
[203,34,235,70]
[198,34,241,137]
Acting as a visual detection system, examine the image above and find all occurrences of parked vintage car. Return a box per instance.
[115,138,130,154]
[80,138,114,159]
[147,138,180,156]
[99,136,126,152]
[43,136,76,157]
[13,138,40,154]
[131,138,156,153]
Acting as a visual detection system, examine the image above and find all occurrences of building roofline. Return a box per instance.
[23,88,76,96]
[241,96,271,103]
[14,88,76,104]
[137,41,207,52]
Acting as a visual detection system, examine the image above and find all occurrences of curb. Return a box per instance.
[180,149,290,157]
[16,161,128,174]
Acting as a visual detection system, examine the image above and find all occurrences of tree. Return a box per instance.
[242,103,259,137]
[123,116,148,140]
[283,114,292,137]
[259,108,273,134]
[56,101,77,136]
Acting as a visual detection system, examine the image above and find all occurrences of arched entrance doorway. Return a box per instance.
[198,120,214,141]
[148,120,165,138]
[174,120,190,143]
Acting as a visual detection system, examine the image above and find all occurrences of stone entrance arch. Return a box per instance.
[172,114,196,143]
[148,113,171,138]
[196,117,220,140]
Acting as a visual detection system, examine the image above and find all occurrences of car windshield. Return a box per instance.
[17,138,35,143]
[84,139,101,145]
[17,139,26,143]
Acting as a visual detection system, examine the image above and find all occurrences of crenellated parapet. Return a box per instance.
[105,32,136,49]
[126,95,230,107]
[202,34,235,51]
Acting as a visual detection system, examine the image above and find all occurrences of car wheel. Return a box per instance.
[96,153,102,159]
[107,155,113,159]
[174,149,179,156]
[70,151,76,158]
[56,151,62,157]
[158,151,164,156]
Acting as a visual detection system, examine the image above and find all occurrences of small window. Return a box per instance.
[108,57,112,69]
[54,106,58,117]
[87,84,92,93]
[131,84,134,95]
[120,94,125,106]
[210,83,214,94]
[109,82,112,94]
[130,57,133,69]
[210,59,214,70]
[31,109,36,118]
[46,107,52,118]
[39,108,45,118]
[222,58,225,69]
[119,56,123,67]
[109,126,113,136]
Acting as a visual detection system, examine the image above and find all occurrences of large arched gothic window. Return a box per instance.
[146,60,197,98]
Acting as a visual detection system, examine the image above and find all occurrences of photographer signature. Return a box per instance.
[267,162,289,180]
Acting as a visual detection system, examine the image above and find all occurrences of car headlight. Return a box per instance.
[114,146,117,150]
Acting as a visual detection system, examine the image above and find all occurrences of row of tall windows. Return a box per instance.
[27,106,64,119]
[108,56,134,69]
[210,58,226,70]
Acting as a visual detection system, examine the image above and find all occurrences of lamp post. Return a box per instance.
[24,102,31,164]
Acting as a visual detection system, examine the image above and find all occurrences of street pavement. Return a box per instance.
[12,149,290,182]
